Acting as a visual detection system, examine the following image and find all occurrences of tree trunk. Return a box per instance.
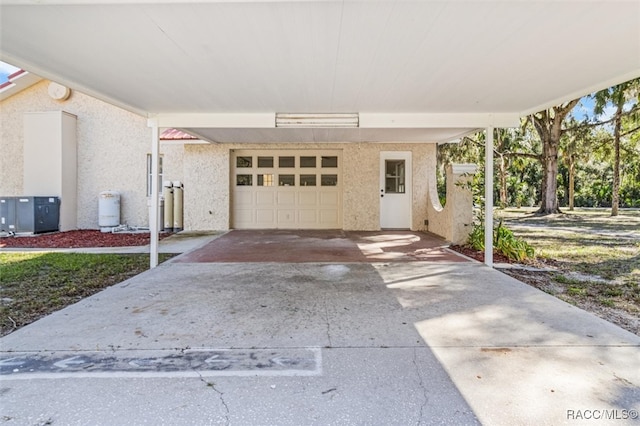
[611,103,623,216]
[499,154,508,208]
[540,135,561,214]
[531,100,579,215]
[568,155,575,211]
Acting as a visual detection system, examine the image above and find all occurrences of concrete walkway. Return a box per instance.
[1,232,638,425]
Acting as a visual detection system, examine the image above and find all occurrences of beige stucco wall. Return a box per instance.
[160,143,185,188]
[1,81,445,233]
[183,144,229,230]
[183,142,437,231]
[0,80,185,229]
[427,164,476,244]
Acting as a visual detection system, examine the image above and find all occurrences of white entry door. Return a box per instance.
[380,151,412,229]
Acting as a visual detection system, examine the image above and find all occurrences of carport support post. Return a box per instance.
[484,126,494,267]
[149,121,160,268]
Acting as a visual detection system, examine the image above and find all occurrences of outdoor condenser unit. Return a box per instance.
[0,197,17,233]
[15,196,60,233]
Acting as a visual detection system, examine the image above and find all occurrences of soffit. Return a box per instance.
[1,0,638,143]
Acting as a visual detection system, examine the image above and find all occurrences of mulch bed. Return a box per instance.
[0,230,170,249]
[449,245,516,264]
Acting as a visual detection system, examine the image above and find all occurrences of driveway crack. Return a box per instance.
[413,347,428,425]
[196,371,230,425]
[323,296,333,347]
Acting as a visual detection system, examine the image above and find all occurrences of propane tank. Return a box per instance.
[173,181,183,232]
[98,191,120,232]
[162,181,174,231]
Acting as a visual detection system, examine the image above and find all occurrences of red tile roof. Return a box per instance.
[160,128,198,140]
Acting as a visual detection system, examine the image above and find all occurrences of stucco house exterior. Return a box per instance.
[1,70,475,243]
[2,1,637,267]
[1,72,185,232]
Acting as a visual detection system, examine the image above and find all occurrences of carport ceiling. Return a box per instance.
[1,0,639,143]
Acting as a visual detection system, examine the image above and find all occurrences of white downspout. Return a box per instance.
[149,121,160,268]
[485,126,494,267]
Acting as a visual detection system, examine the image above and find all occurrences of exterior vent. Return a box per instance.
[276,113,359,128]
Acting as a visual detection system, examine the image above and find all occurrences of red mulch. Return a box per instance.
[0,230,170,249]
[449,245,515,264]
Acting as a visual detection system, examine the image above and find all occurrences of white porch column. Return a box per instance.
[149,122,160,268]
[484,126,494,267]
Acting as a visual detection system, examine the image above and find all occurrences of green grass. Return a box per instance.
[0,252,174,336]
[496,208,640,322]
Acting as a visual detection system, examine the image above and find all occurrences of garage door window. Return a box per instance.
[258,174,274,186]
[321,175,338,186]
[237,175,252,186]
[300,175,316,186]
[258,156,274,168]
[279,156,295,168]
[321,156,338,168]
[300,156,316,167]
[279,174,295,186]
[237,156,252,168]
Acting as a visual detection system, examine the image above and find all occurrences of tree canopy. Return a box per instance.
[437,77,640,214]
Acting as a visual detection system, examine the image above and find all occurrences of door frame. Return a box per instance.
[379,151,412,229]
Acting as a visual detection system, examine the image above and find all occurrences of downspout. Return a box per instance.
[485,126,494,267]
[149,120,160,268]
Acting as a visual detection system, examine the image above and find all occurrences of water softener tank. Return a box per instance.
[98,191,120,232]
[173,181,183,232]
[163,181,174,232]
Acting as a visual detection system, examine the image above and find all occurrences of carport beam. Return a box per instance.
[484,126,494,267]
[149,123,160,268]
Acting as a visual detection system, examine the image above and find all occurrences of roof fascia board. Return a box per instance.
[360,113,520,129]
[0,70,42,101]
[519,69,640,117]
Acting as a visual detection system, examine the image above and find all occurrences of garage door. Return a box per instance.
[231,149,342,229]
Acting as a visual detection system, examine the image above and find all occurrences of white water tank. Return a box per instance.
[98,191,120,231]
[172,181,183,232]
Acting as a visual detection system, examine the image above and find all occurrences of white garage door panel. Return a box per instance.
[277,209,296,225]
[278,192,296,205]
[299,210,318,224]
[234,209,253,224]
[320,210,339,225]
[235,191,253,205]
[299,192,318,206]
[320,191,339,206]
[256,191,275,206]
[256,209,275,223]
[232,150,342,229]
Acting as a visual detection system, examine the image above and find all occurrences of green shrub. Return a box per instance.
[466,220,535,262]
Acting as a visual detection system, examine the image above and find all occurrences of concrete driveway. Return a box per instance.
[1,231,639,425]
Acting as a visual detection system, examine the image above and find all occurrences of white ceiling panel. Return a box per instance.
[1,0,639,143]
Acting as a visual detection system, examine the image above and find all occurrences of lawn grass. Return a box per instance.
[0,252,174,336]
[496,208,640,325]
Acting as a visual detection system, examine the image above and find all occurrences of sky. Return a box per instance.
[0,61,20,84]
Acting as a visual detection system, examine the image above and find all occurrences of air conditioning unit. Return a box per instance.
[0,197,17,233]
[15,197,60,233]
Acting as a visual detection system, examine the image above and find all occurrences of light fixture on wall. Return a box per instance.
[275,113,359,128]
[47,82,71,101]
